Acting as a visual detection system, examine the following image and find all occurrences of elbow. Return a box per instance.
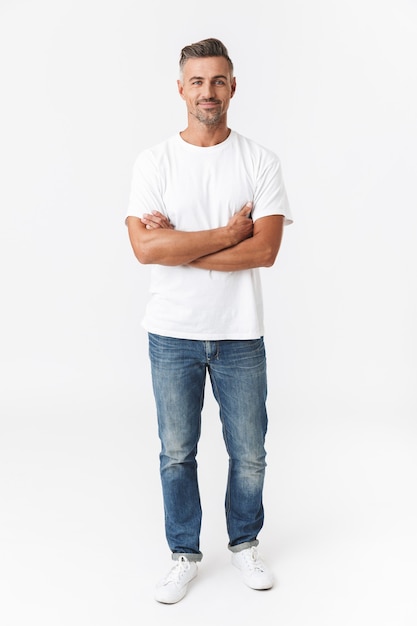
[135,253,148,265]
[133,243,154,265]
[128,220,160,265]
[261,245,279,268]
[135,251,153,265]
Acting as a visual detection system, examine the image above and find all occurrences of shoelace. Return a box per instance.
[244,547,266,572]
[163,556,190,585]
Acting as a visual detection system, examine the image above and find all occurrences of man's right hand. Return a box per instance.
[226,202,254,245]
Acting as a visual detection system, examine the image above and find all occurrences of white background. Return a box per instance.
[1,1,416,624]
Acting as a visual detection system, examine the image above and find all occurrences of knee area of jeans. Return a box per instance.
[231,456,267,471]
[160,451,197,470]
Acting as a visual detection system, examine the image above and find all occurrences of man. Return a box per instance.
[126,38,293,604]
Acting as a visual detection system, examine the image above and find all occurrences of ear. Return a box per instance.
[230,77,236,98]
[177,79,185,100]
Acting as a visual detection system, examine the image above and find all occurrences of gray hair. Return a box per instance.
[179,38,234,78]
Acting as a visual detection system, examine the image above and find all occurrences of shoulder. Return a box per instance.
[230,131,280,163]
[132,135,179,171]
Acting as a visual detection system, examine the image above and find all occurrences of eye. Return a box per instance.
[214,80,225,85]
[192,80,203,86]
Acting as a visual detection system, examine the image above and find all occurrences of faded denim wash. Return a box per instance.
[148,333,268,561]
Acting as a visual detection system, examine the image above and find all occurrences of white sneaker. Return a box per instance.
[155,556,198,604]
[231,546,274,590]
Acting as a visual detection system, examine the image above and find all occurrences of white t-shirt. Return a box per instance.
[126,130,292,340]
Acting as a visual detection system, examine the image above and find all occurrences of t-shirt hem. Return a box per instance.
[142,322,263,341]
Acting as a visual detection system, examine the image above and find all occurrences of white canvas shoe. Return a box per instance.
[231,546,274,590]
[155,556,198,604]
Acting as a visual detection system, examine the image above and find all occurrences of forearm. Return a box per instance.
[189,216,284,271]
[129,224,240,266]
[128,204,253,266]
[189,236,272,271]
[146,227,239,265]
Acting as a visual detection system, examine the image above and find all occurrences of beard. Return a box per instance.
[194,102,222,126]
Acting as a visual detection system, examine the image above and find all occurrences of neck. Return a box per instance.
[180,122,231,147]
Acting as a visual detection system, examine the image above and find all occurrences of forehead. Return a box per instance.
[181,56,232,80]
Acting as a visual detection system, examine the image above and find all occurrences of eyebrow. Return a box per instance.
[188,74,228,82]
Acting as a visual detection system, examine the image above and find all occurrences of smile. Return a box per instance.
[198,101,220,106]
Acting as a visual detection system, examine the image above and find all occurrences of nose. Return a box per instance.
[201,82,216,99]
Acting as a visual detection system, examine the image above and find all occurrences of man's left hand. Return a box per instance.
[141,211,174,230]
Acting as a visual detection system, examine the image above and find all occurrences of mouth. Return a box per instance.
[197,100,220,108]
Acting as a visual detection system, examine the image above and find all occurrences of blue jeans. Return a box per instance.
[148,333,268,562]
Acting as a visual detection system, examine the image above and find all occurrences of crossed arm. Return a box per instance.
[126,203,284,271]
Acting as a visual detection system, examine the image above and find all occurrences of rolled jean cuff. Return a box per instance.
[228,539,259,553]
[172,552,203,563]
